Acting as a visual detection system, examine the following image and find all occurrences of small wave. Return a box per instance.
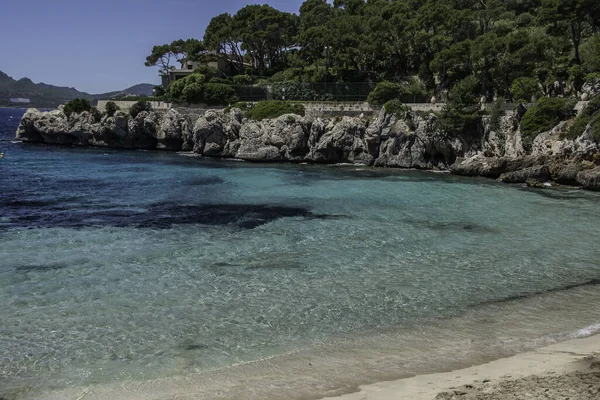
[575,323,600,338]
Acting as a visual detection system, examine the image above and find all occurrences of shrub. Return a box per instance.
[581,33,600,73]
[224,101,251,113]
[153,85,166,97]
[564,95,600,139]
[383,100,409,118]
[585,73,600,84]
[245,101,305,121]
[167,74,206,103]
[272,81,319,101]
[589,113,600,143]
[181,81,205,103]
[510,77,540,103]
[193,65,220,79]
[403,76,428,97]
[129,100,152,118]
[203,83,238,106]
[520,97,576,150]
[105,101,120,117]
[209,77,232,84]
[437,75,483,139]
[63,98,92,118]
[232,75,252,85]
[367,81,403,105]
[90,107,102,123]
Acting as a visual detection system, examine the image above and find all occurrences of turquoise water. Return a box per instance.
[2,108,600,399]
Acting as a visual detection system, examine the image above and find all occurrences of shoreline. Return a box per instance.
[321,333,600,400]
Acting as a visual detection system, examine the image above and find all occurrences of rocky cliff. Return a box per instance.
[15,105,600,190]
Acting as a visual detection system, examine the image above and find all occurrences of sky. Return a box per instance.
[0,0,304,94]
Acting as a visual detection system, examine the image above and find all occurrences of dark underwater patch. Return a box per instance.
[184,176,224,186]
[0,201,333,230]
[403,218,496,233]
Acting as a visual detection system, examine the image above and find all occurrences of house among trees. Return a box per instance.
[161,52,252,88]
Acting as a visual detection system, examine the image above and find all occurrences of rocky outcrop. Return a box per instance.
[14,104,600,190]
[499,165,550,184]
[576,167,600,190]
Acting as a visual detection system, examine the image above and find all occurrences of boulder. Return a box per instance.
[123,111,158,149]
[16,108,44,142]
[499,165,550,183]
[156,109,189,150]
[309,116,374,164]
[193,110,228,156]
[576,167,600,190]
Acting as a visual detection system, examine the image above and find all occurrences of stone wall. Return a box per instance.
[96,100,172,111]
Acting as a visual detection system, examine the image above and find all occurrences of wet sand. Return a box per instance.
[322,334,600,400]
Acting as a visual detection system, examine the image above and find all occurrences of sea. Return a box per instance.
[1,107,600,399]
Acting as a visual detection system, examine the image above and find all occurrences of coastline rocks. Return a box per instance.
[13,105,600,190]
[156,109,192,150]
[576,167,600,190]
[498,165,550,184]
[236,114,311,162]
[310,116,374,164]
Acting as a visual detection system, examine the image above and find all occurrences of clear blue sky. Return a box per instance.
[0,0,303,94]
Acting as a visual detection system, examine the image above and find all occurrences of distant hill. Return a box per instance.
[0,70,155,108]
[94,84,155,100]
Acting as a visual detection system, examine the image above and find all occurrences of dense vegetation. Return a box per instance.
[146,0,600,102]
[104,101,120,117]
[564,95,600,140]
[63,99,92,118]
[520,97,576,149]
[166,73,238,105]
[129,100,153,118]
[240,101,306,121]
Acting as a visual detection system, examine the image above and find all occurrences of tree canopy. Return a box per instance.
[145,0,600,101]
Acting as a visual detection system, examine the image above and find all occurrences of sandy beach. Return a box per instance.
[323,333,600,400]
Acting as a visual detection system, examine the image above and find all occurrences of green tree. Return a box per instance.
[581,33,600,73]
[145,39,205,75]
[104,101,120,117]
[63,98,92,118]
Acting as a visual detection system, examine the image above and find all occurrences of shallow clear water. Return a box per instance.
[1,108,600,399]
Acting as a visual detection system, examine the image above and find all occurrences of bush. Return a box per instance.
[589,113,600,143]
[437,75,483,139]
[105,101,120,117]
[168,74,206,103]
[367,81,403,105]
[224,101,251,113]
[193,65,220,79]
[232,75,252,85]
[403,76,428,97]
[129,100,152,118]
[90,107,102,123]
[520,97,576,150]
[245,101,305,121]
[153,86,166,97]
[203,83,238,106]
[581,33,600,73]
[209,77,232,84]
[383,100,409,118]
[272,81,319,101]
[63,98,92,118]
[181,81,205,103]
[564,95,600,139]
[510,77,540,103]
